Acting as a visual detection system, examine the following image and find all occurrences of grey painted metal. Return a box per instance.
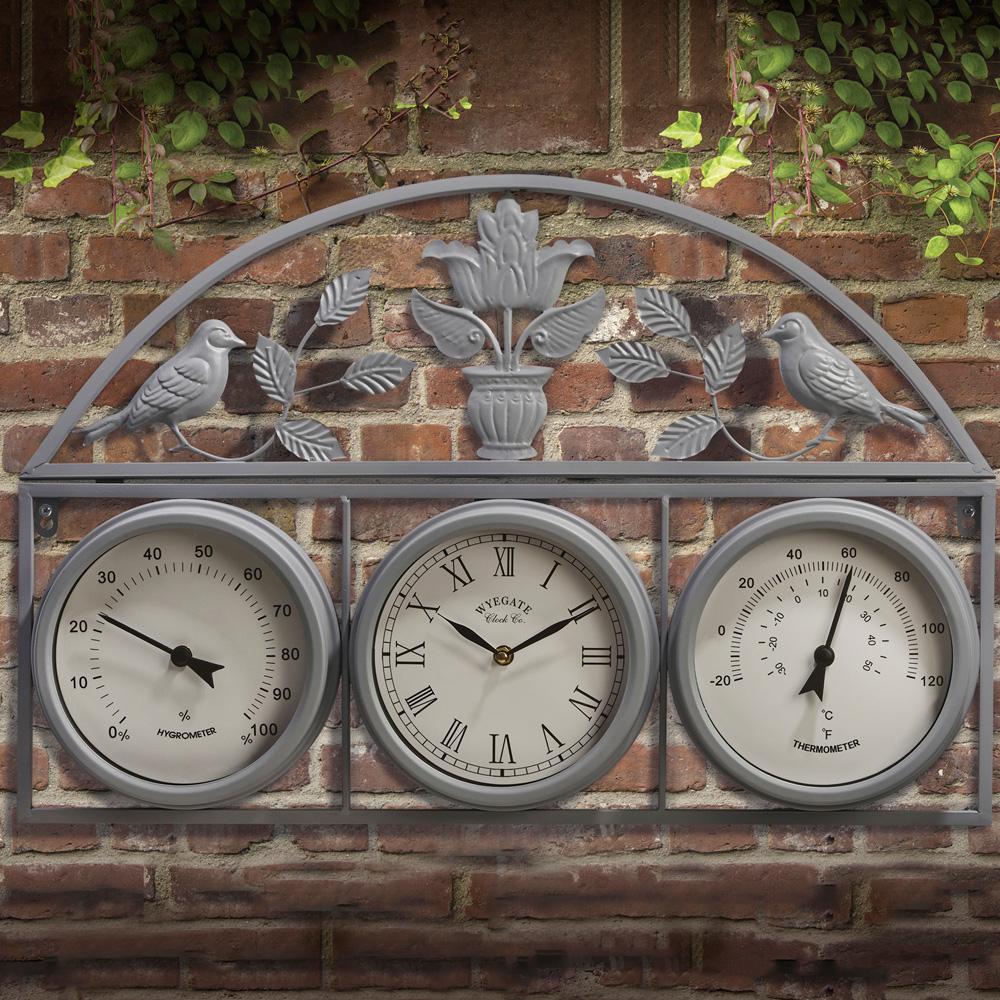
[668,499,980,809]
[29,500,340,808]
[20,173,990,476]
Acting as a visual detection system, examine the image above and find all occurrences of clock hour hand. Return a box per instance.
[509,602,599,655]
[439,616,496,655]
[98,613,225,688]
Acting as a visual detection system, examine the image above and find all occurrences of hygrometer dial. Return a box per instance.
[32,500,338,808]
[351,500,658,809]
[669,499,978,809]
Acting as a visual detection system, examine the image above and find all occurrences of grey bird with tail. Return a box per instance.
[79,320,246,444]
[764,312,932,436]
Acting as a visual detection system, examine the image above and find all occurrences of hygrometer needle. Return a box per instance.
[99,612,173,655]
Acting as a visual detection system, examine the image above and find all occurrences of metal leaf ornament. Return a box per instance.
[703,324,746,395]
[523,289,606,360]
[315,268,371,327]
[652,413,722,459]
[276,418,346,461]
[410,290,492,360]
[634,287,697,344]
[252,336,295,405]
[596,342,673,383]
[339,352,416,394]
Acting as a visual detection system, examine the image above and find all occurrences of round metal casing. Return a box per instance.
[350,499,658,809]
[32,499,339,808]
[668,498,978,809]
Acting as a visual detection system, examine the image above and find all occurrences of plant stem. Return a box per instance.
[503,307,513,372]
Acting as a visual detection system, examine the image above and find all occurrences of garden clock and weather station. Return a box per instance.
[13,174,995,829]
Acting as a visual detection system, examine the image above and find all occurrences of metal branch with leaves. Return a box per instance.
[598,288,835,461]
[169,267,414,462]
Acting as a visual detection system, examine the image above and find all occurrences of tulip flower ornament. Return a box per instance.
[411,197,606,459]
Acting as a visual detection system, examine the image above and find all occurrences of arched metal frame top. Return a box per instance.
[21,173,991,477]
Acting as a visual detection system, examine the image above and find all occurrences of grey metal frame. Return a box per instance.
[15,174,996,826]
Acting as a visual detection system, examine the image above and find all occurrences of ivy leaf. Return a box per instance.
[700,136,751,188]
[276,419,345,462]
[217,52,244,83]
[168,110,208,151]
[524,290,606,359]
[206,182,235,202]
[961,51,989,81]
[634,288,695,343]
[116,160,142,181]
[268,122,296,150]
[316,269,371,326]
[253,335,296,404]
[926,123,952,150]
[43,138,93,187]
[767,10,800,40]
[833,79,873,109]
[659,110,702,149]
[596,342,673,383]
[939,224,964,236]
[217,121,245,148]
[651,413,722,460]
[875,121,903,148]
[189,182,207,204]
[890,25,912,58]
[0,152,32,185]
[977,24,1000,58]
[185,81,220,110]
[339,352,415,394]
[773,161,800,180]
[703,324,746,395]
[825,110,865,152]
[2,110,44,149]
[119,25,157,69]
[954,252,984,266]
[874,52,901,80]
[266,52,293,89]
[924,235,949,258]
[948,80,972,103]
[233,95,259,127]
[888,94,914,127]
[653,151,691,184]
[948,196,973,225]
[151,228,175,254]
[851,46,875,85]
[818,19,843,53]
[142,72,175,106]
[248,8,270,39]
[756,44,795,79]
[804,47,831,73]
[908,0,934,25]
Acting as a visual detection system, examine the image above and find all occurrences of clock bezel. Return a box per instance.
[668,498,978,809]
[350,499,659,809]
[31,499,339,809]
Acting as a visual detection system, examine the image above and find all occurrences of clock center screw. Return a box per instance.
[493,645,514,666]
[170,645,193,667]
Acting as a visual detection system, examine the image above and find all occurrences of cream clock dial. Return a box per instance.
[32,500,338,808]
[351,500,658,809]
[669,499,978,808]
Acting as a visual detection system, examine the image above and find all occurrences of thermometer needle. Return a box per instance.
[798,568,853,701]
[98,612,225,688]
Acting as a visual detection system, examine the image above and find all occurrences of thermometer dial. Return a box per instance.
[32,500,338,808]
[669,499,978,808]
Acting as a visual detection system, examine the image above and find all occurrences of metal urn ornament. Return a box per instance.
[598,292,935,461]
[411,197,605,459]
[76,269,415,462]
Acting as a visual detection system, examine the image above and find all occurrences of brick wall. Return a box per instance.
[2,0,1000,993]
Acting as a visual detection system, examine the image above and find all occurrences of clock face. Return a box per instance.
[351,501,658,809]
[670,499,978,808]
[33,501,338,808]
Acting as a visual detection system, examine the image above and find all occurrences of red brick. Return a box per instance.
[544,362,614,412]
[762,421,846,462]
[985,295,1000,339]
[121,293,176,348]
[867,876,953,924]
[284,298,371,349]
[488,186,569,216]
[0,233,69,280]
[291,826,370,852]
[24,170,112,218]
[769,827,854,853]
[24,295,110,348]
[882,295,967,344]
[2,423,92,473]
[0,178,12,214]
[863,422,953,462]
[918,745,976,794]
[917,359,1000,409]
[0,864,152,919]
[578,168,671,217]
[376,824,661,856]
[585,742,657,792]
[338,234,447,289]
[743,234,923,281]
[666,744,708,791]
[313,498,461,542]
[180,296,275,348]
[0,358,155,411]
[865,827,952,851]
[690,931,819,993]
[186,825,273,855]
[681,170,771,218]
[108,826,180,852]
[940,234,1000,277]
[0,744,48,791]
[968,420,1000,467]
[383,301,434,350]
[166,169,266,222]
[566,235,657,285]
[55,749,104,791]
[558,425,647,460]
[11,821,100,855]
[776,291,875,345]
[322,744,419,793]
[277,169,364,223]
[384,169,470,221]
[668,826,758,853]
[360,423,451,461]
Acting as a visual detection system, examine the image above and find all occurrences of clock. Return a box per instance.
[31,499,339,808]
[668,498,978,809]
[350,500,658,809]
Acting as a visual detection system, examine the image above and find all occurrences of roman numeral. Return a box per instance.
[540,560,560,590]
[490,732,515,764]
[406,594,440,623]
[394,640,426,668]
[493,546,515,577]
[442,555,475,592]
[569,685,602,720]
[541,723,564,754]
[441,718,468,753]
[568,596,600,622]
[581,645,613,669]
[404,685,437,716]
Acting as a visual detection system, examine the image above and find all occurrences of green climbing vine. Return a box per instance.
[655,0,1000,266]
[0,0,471,251]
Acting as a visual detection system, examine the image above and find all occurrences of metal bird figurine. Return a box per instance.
[764,313,931,436]
[79,320,247,445]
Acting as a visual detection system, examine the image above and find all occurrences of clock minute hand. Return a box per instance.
[439,616,496,655]
[509,603,598,656]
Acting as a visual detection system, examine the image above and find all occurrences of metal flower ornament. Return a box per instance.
[411,197,606,459]
[598,290,932,461]
[79,269,415,462]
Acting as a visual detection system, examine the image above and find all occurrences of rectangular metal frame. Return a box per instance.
[17,471,994,827]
